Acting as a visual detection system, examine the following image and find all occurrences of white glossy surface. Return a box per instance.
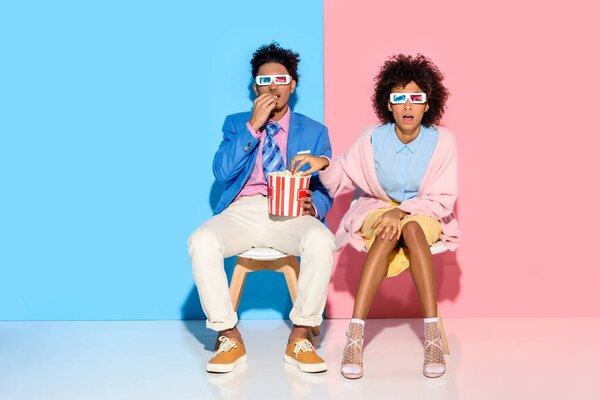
[237,247,289,261]
[429,240,447,255]
[1,318,599,399]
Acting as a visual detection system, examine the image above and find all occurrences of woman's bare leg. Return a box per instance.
[342,233,399,379]
[402,221,437,317]
[352,235,399,319]
[402,221,446,377]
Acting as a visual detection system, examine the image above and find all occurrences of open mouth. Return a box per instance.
[402,115,414,123]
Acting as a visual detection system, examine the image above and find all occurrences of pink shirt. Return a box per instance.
[235,109,290,200]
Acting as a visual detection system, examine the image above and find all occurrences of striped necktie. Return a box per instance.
[262,122,285,179]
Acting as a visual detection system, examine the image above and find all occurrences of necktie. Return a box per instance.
[262,122,285,179]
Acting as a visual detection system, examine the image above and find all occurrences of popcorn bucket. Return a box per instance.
[267,172,311,217]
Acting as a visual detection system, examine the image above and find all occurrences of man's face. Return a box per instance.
[253,62,296,112]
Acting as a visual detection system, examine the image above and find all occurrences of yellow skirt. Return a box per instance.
[361,208,442,277]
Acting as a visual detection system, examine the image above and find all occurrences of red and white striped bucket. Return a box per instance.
[267,173,311,217]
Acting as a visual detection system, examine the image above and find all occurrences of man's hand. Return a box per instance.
[249,93,278,131]
[300,189,316,217]
[290,155,330,176]
[371,208,408,240]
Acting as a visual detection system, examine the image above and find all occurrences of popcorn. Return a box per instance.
[268,170,305,178]
[267,170,311,217]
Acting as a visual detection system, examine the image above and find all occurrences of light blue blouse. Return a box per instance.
[371,123,438,203]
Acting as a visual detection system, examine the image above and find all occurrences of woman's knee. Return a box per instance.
[369,234,400,255]
[401,221,429,248]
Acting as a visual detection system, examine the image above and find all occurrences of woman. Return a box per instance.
[291,54,460,379]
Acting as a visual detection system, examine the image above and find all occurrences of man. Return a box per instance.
[188,43,335,374]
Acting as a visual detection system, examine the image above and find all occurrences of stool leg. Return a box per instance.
[437,313,450,355]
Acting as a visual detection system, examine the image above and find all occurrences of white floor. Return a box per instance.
[1,318,599,400]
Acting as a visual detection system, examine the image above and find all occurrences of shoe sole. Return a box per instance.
[423,371,445,378]
[206,354,247,373]
[340,371,363,379]
[341,363,363,379]
[283,355,327,373]
[423,363,446,378]
[341,371,363,379]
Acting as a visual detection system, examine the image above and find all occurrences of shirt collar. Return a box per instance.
[391,124,426,153]
[269,108,291,133]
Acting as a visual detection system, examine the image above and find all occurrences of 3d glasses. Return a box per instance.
[389,92,427,104]
[255,74,292,86]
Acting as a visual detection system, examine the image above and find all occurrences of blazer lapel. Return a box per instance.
[286,111,303,167]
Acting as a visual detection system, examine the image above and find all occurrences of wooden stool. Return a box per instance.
[229,247,320,336]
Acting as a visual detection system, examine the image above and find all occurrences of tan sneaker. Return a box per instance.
[284,338,327,373]
[207,336,247,373]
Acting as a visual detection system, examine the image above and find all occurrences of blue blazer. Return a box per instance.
[212,111,334,221]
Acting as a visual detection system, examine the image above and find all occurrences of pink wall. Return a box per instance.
[324,0,600,317]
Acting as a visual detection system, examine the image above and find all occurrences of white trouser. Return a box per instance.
[188,195,335,332]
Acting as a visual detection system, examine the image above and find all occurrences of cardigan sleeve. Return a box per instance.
[318,155,356,197]
[397,130,458,220]
[318,127,376,197]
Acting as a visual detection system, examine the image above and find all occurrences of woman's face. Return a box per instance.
[388,81,429,133]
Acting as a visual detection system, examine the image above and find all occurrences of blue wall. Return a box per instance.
[0,1,324,320]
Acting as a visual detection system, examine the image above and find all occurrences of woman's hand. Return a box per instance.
[371,208,408,240]
[290,155,329,176]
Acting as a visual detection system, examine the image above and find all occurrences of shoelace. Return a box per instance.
[293,339,315,356]
[215,336,237,355]
[345,331,364,351]
[424,335,443,352]
[424,324,443,353]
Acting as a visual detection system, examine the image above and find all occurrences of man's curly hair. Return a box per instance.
[251,42,300,83]
[372,54,449,127]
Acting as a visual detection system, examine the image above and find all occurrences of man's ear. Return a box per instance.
[425,103,430,112]
[253,83,259,96]
[387,102,392,112]
[291,80,297,94]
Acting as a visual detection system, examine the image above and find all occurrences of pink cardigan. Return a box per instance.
[319,124,461,252]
